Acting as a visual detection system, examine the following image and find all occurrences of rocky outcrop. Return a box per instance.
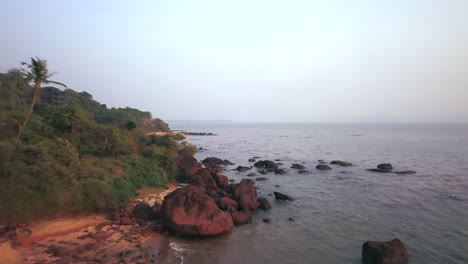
[377,163,393,171]
[362,239,409,264]
[291,163,306,169]
[273,191,295,201]
[316,164,332,170]
[161,185,234,237]
[330,160,352,166]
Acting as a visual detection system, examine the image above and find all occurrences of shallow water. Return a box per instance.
[162,123,468,264]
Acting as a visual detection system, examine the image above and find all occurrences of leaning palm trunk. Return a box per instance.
[5,58,67,167]
[16,80,41,140]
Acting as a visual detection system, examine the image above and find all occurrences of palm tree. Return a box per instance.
[16,57,67,140]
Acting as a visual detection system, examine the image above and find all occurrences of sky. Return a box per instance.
[1,0,468,122]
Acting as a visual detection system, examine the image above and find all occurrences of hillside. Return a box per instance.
[0,68,196,224]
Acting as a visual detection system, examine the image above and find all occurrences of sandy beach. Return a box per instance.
[0,184,178,264]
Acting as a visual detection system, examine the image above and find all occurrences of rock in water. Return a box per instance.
[161,185,234,236]
[316,164,332,170]
[254,160,279,169]
[291,163,306,169]
[330,160,353,166]
[273,191,295,201]
[236,166,251,172]
[377,163,393,171]
[234,179,259,210]
[362,239,409,264]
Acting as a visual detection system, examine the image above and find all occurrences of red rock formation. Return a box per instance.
[161,185,234,237]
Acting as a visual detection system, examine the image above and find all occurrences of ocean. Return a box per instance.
[156,122,468,264]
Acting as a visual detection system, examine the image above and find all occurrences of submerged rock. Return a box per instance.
[248,158,256,162]
[330,160,353,166]
[362,238,409,264]
[291,163,306,169]
[161,185,234,237]
[316,164,332,170]
[377,163,393,171]
[255,177,268,181]
[273,191,295,201]
[263,218,272,223]
[247,173,257,177]
[298,169,310,174]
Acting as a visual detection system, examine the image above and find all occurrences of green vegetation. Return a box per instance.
[0,59,195,224]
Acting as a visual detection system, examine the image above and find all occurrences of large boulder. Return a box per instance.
[362,239,409,264]
[377,163,393,171]
[177,154,202,182]
[161,185,234,237]
[234,179,258,211]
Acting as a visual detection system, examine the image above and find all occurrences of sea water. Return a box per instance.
[159,122,468,264]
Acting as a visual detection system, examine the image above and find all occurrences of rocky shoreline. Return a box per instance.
[0,155,413,264]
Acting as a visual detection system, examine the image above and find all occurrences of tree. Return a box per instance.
[17,57,67,140]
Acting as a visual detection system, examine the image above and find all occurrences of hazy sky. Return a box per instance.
[1,0,467,122]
